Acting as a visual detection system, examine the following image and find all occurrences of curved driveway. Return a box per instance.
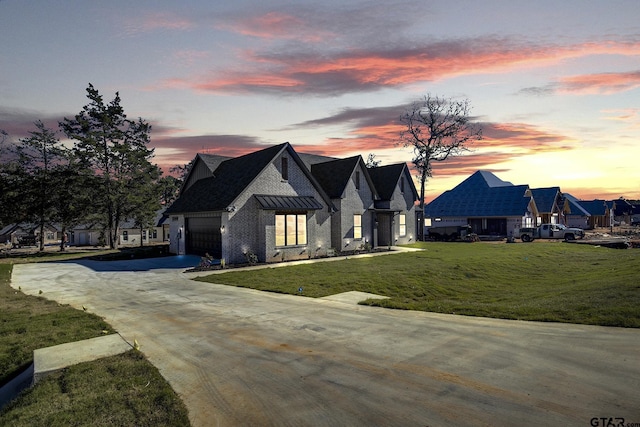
[11,257,640,426]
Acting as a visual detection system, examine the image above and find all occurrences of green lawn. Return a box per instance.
[196,242,640,327]
[0,255,190,426]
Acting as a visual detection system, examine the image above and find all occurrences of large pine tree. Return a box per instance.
[60,84,160,249]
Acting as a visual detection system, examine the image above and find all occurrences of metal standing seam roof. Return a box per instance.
[254,195,324,210]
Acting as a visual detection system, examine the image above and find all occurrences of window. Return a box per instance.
[152,229,158,239]
[399,214,406,236]
[281,157,288,180]
[143,230,147,240]
[400,176,405,194]
[123,231,128,241]
[275,213,306,246]
[355,171,360,190]
[354,214,362,239]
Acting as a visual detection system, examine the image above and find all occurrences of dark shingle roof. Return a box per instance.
[199,153,232,173]
[424,171,531,217]
[426,184,532,217]
[578,200,609,216]
[167,144,288,213]
[368,164,403,200]
[311,156,360,199]
[530,187,561,213]
[368,163,418,201]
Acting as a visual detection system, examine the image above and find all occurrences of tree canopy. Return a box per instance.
[60,84,161,249]
[399,94,482,238]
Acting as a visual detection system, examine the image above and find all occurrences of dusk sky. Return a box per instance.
[1,1,639,202]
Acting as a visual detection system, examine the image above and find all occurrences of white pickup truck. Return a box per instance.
[517,224,585,242]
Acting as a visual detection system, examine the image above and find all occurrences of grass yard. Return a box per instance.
[0,263,114,385]
[0,254,190,426]
[0,351,189,427]
[196,241,640,327]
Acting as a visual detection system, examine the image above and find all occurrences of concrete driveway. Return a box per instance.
[11,257,640,426]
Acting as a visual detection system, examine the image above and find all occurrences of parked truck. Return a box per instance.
[427,225,473,241]
[517,223,585,242]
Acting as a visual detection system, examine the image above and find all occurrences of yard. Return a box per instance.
[0,253,190,426]
[196,241,640,328]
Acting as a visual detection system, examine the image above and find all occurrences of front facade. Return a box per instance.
[166,143,418,264]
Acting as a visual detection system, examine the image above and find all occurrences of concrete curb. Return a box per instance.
[0,334,132,411]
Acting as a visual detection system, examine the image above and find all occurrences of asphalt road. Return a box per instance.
[11,256,640,426]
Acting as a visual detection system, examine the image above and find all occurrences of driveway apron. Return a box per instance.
[11,258,640,426]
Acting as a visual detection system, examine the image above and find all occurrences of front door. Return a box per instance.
[377,213,392,246]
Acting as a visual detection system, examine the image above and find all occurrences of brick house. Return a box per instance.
[165,143,418,264]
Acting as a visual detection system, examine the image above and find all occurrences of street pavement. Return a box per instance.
[11,256,640,426]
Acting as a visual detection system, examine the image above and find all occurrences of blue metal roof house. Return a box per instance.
[424,171,538,238]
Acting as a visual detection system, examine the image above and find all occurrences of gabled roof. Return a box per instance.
[198,153,232,173]
[310,156,378,199]
[530,187,561,213]
[167,143,335,214]
[576,199,609,216]
[368,163,418,201]
[559,194,591,216]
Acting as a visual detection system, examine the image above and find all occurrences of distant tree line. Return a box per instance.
[0,84,182,251]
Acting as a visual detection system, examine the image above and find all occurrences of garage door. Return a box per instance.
[186,217,222,257]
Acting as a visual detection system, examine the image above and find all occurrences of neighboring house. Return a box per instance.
[368,163,419,246]
[165,142,418,264]
[567,198,610,229]
[563,194,593,229]
[424,171,538,238]
[0,223,61,247]
[530,187,568,225]
[71,207,170,247]
[612,198,640,225]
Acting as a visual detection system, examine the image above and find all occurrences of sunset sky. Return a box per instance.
[1,0,639,202]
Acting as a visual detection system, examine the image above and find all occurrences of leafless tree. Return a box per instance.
[399,94,482,239]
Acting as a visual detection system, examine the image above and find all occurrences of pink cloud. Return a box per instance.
[219,12,331,42]
[557,70,640,94]
[160,38,640,96]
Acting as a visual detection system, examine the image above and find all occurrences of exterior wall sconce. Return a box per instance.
[345,240,350,247]
[220,225,225,233]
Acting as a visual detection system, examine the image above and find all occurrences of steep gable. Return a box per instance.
[311,156,377,199]
[167,143,336,214]
[181,153,232,193]
[368,163,418,201]
[530,187,562,213]
[167,144,289,213]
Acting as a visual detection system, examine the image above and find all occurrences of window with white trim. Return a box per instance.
[275,213,307,246]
